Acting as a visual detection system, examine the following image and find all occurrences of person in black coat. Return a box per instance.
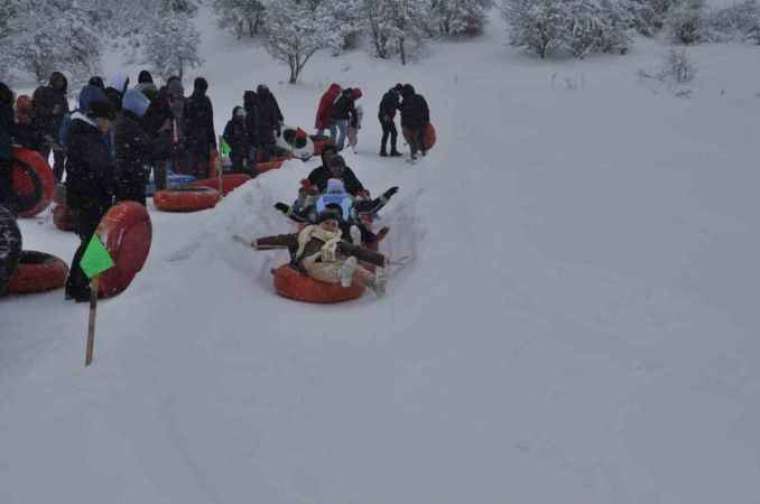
[183,77,217,178]
[141,86,176,190]
[307,152,366,197]
[0,82,16,211]
[222,106,251,174]
[399,84,430,160]
[31,71,69,181]
[330,88,357,151]
[64,90,116,302]
[378,84,403,157]
[114,89,172,205]
[243,90,258,162]
[253,84,283,161]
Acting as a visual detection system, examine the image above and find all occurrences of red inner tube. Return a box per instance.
[154,186,220,212]
[272,263,365,303]
[424,123,437,150]
[11,147,55,218]
[191,173,251,196]
[6,250,69,294]
[96,201,152,298]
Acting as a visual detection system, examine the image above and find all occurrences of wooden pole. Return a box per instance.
[217,136,224,200]
[85,276,99,367]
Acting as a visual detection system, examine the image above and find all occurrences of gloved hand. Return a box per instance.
[274,202,290,214]
[356,189,371,200]
[383,186,399,199]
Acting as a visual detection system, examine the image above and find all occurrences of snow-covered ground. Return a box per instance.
[2,10,760,504]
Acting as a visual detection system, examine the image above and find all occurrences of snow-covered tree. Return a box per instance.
[362,0,431,64]
[430,0,494,36]
[144,12,203,79]
[319,0,366,52]
[10,0,101,83]
[213,0,266,38]
[708,0,760,42]
[260,0,338,83]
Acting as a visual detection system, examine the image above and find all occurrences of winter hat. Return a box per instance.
[351,88,363,100]
[138,70,154,84]
[0,82,13,105]
[256,84,269,95]
[88,76,105,89]
[49,72,68,93]
[194,77,208,93]
[122,89,151,118]
[109,72,129,94]
[394,83,404,92]
[78,84,108,113]
[243,90,256,109]
[402,84,415,97]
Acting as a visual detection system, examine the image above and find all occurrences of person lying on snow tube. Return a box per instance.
[253,207,388,296]
[274,178,397,246]
[307,148,367,198]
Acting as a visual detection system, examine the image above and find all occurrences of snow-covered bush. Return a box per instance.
[567,0,633,58]
[261,0,339,83]
[665,0,706,44]
[144,12,203,79]
[430,0,495,36]
[625,0,677,35]
[502,0,632,59]
[707,0,760,43]
[662,48,696,82]
[501,0,568,58]
[213,0,266,39]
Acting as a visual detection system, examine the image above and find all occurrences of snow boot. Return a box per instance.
[339,256,357,287]
[390,149,402,157]
[379,149,388,157]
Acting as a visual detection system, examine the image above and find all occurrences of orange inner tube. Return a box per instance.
[6,250,69,294]
[272,263,365,304]
[96,201,152,298]
[11,147,55,218]
[403,123,437,151]
[191,173,251,196]
[154,186,220,212]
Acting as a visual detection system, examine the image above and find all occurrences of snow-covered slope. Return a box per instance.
[2,12,760,504]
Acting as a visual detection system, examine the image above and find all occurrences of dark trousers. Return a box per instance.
[154,162,168,191]
[380,118,398,153]
[66,202,108,300]
[407,127,425,158]
[40,146,66,182]
[189,150,210,179]
[0,158,16,211]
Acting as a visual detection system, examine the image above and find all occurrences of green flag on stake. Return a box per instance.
[80,235,114,279]
[220,136,232,158]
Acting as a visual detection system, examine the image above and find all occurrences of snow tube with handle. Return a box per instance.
[154,186,220,212]
[0,205,22,295]
[403,123,437,152]
[52,204,76,232]
[272,264,365,304]
[277,126,314,161]
[6,250,68,294]
[191,173,251,196]
[11,147,55,217]
[95,201,152,298]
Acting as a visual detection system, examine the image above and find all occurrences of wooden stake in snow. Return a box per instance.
[79,235,114,367]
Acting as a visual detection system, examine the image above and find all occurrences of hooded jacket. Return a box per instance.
[31,72,69,138]
[64,113,114,209]
[399,85,430,129]
[114,109,171,202]
[223,107,250,159]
